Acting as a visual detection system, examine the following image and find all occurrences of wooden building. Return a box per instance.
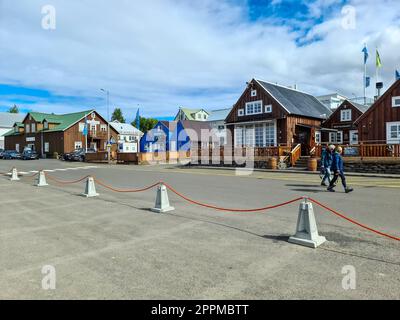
[321,100,370,145]
[355,79,400,144]
[4,110,118,156]
[225,79,332,156]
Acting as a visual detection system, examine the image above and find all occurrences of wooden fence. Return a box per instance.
[314,144,400,158]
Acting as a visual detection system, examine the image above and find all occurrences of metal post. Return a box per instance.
[107,90,110,164]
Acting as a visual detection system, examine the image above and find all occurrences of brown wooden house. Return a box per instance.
[355,79,400,144]
[4,109,118,156]
[321,100,370,145]
[225,79,332,155]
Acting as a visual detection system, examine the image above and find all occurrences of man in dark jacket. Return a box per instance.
[320,144,334,186]
[328,147,354,193]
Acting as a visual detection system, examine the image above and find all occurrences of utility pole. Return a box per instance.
[101,89,111,164]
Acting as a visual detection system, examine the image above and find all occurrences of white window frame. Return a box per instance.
[25,124,30,134]
[386,122,400,144]
[238,109,244,117]
[265,104,272,113]
[31,123,36,133]
[15,144,20,152]
[329,132,337,143]
[392,96,400,108]
[315,131,321,144]
[349,130,358,145]
[44,142,50,153]
[340,109,352,122]
[100,124,107,132]
[74,141,83,150]
[336,131,343,144]
[44,121,49,130]
[245,100,263,116]
[251,90,257,97]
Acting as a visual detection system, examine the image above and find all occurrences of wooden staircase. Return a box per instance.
[293,156,310,169]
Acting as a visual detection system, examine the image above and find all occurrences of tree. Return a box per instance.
[8,105,19,113]
[132,116,158,133]
[111,108,125,123]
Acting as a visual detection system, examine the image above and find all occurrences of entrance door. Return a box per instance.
[294,125,311,156]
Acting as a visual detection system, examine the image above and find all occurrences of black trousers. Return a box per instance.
[329,171,347,189]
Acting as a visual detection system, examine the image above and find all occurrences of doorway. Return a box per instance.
[294,125,311,156]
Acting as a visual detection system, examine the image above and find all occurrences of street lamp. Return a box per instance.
[100,88,111,164]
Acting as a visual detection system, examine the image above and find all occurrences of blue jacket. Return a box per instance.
[321,148,333,168]
[331,152,344,172]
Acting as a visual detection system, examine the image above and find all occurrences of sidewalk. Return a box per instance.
[186,165,400,179]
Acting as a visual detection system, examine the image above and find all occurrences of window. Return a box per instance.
[235,126,244,147]
[100,124,107,132]
[387,122,400,144]
[14,126,18,133]
[255,124,264,147]
[15,144,20,152]
[341,109,352,122]
[251,90,257,97]
[25,124,30,134]
[349,130,358,145]
[265,122,275,146]
[392,96,400,107]
[329,132,337,143]
[31,123,36,133]
[315,131,321,144]
[203,115,207,120]
[91,125,96,132]
[238,109,244,117]
[75,141,83,150]
[265,105,272,113]
[79,122,85,132]
[245,101,262,115]
[218,125,225,131]
[235,122,276,147]
[245,125,254,147]
[44,142,50,153]
[44,121,49,130]
[336,131,343,144]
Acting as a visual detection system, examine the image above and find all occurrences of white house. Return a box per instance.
[0,112,25,149]
[317,93,348,110]
[207,108,232,146]
[109,120,143,153]
[174,107,210,121]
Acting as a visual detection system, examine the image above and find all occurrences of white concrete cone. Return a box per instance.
[10,168,20,181]
[289,198,326,249]
[151,183,175,213]
[35,171,48,187]
[82,176,99,198]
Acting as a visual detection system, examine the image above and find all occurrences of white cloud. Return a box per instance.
[0,0,400,120]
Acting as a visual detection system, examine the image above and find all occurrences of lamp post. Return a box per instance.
[100,88,111,164]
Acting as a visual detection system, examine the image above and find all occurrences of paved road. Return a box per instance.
[0,159,399,299]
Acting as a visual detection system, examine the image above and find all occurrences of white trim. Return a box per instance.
[340,109,352,122]
[254,79,291,114]
[238,109,244,117]
[265,104,272,113]
[386,121,400,144]
[336,130,343,144]
[245,100,263,115]
[251,90,257,97]
[349,130,358,145]
[392,96,400,108]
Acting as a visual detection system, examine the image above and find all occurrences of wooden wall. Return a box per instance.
[357,80,400,143]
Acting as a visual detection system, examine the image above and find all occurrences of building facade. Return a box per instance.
[175,108,210,121]
[321,100,370,145]
[4,110,118,156]
[0,112,25,149]
[225,79,332,155]
[355,79,400,144]
[206,108,232,146]
[317,93,348,110]
[110,120,143,153]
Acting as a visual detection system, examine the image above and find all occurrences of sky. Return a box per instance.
[1,0,400,122]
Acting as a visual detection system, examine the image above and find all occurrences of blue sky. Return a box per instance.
[1,0,400,122]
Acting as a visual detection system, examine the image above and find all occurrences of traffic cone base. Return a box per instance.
[289,200,326,249]
[35,171,48,187]
[10,168,20,181]
[151,184,174,213]
[82,177,99,198]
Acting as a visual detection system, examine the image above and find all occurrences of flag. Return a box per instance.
[135,108,140,130]
[362,45,369,64]
[396,70,400,80]
[82,116,88,136]
[376,49,382,68]
[365,76,371,88]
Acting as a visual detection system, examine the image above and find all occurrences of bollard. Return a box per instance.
[82,176,99,198]
[35,171,48,187]
[10,167,20,181]
[151,183,175,213]
[288,197,326,249]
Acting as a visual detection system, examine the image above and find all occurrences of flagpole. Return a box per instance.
[364,54,367,105]
[376,47,379,98]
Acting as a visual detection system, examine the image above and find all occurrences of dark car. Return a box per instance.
[2,150,22,160]
[22,150,40,160]
[71,148,96,162]
[0,149,4,159]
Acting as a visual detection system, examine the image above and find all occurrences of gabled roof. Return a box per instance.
[176,107,209,120]
[207,108,232,122]
[347,100,371,113]
[0,112,25,128]
[255,79,332,119]
[323,99,370,124]
[355,79,400,125]
[110,120,143,136]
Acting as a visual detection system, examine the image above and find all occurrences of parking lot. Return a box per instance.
[0,159,399,299]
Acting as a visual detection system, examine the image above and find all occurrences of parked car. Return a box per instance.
[2,150,22,160]
[0,149,4,159]
[21,150,40,160]
[71,148,96,162]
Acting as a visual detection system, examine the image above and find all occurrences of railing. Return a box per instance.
[191,146,291,159]
[290,144,302,167]
[314,144,400,158]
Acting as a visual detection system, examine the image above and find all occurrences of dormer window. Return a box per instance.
[44,121,49,129]
[25,124,30,134]
[31,123,36,133]
[14,125,19,133]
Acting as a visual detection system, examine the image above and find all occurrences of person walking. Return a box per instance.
[328,146,353,193]
[320,144,334,186]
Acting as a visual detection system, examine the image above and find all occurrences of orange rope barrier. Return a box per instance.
[309,198,400,242]
[45,174,90,185]
[94,178,160,193]
[163,182,303,212]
